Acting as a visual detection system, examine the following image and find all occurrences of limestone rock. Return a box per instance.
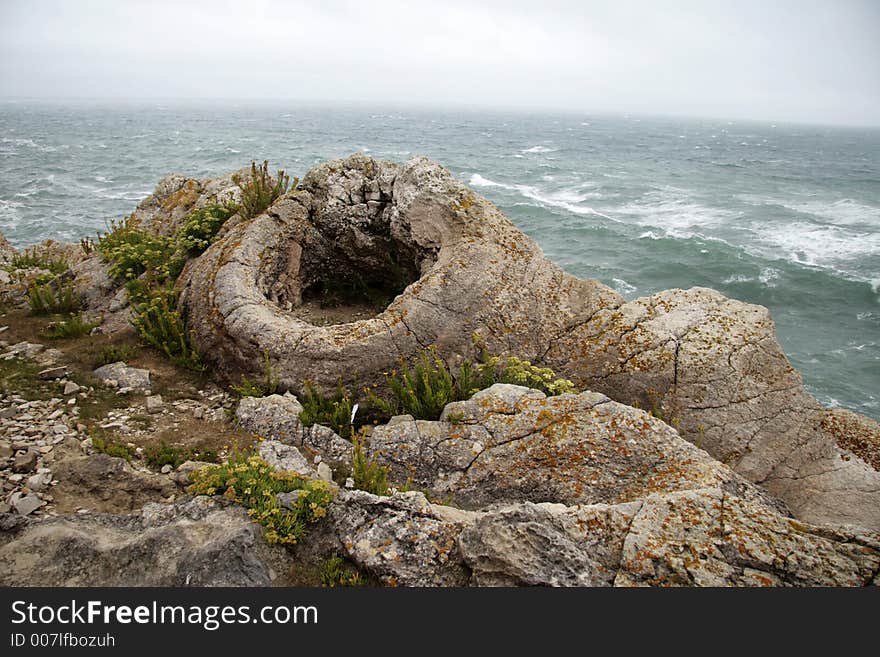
[458,490,880,587]
[236,393,303,442]
[236,394,353,470]
[544,287,880,531]
[146,394,164,414]
[51,454,177,514]
[257,440,318,478]
[323,490,475,586]
[179,154,617,394]
[0,497,292,586]
[9,493,43,516]
[369,384,786,514]
[93,362,151,392]
[12,450,37,474]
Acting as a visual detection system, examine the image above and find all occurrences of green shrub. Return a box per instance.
[299,381,355,439]
[98,218,184,282]
[484,355,576,396]
[128,282,204,371]
[178,203,237,254]
[230,350,279,398]
[351,430,389,496]
[27,283,79,315]
[41,313,99,339]
[144,441,218,469]
[367,348,460,421]
[95,343,139,367]
[233,160,293,219]
[367,347,575,421]
[91,434,134,460]
[9,247,68,275]
[188,452,334,545]
[320,555,366,587]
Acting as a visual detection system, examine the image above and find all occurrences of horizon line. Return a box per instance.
[1,96,878,131]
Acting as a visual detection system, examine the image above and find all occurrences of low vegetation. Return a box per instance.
[299,381,355,438]
[27,283,79,315]
[188,451,334,545]
[41,313,99,340]
[230,350,279,398]
[94,343,139,368]
[233,160,293,219]
[319,555,366,587]
[144,441,218,469]
[351,430,389,495]
[7,247,68,275]
[91,433,134,461]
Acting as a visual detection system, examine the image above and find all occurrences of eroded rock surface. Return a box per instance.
[0,496,292,586]
[369,384,786,515]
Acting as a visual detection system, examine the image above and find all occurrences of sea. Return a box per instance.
[1,101,878,420]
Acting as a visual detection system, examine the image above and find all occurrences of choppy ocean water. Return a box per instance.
[1,101,878,419]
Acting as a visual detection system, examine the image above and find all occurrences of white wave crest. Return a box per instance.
[521,145,557,154]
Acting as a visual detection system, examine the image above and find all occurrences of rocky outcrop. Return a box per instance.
[179,154,617,393]
[369,384,787,514]
[0,496,293,586]
[164,154,880,531]
[543,287,880,530]
[317,487,879,587]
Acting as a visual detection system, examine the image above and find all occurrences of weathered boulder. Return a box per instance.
[257,440,319,478]
[369,384,787,514]
[458,490,880,587]
[236,394,353,471]
[320,490,475,587]
[92,361,151,392]
[0,496,293,586]
[236,393,303,442]
[543,287,880,531]
[179,154,617,393]
[309,487,880,587]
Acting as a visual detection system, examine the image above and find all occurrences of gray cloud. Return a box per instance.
[1,0,878,125]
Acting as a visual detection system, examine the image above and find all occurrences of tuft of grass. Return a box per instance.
[91,433,134,461]
[144,441,218,469]
[320,555,366,587]
[27,283,80,315]
[188,451,334,545]
[366,348,462,421]
[233,160,294,219]
[351,429,389,496]
[94,343,139,368]
[8,247,68,275]
[299,380,355,439]
[41,313,99,340]
[230,349,279,398]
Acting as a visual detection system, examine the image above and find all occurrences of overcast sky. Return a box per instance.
[1,0,878,126]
